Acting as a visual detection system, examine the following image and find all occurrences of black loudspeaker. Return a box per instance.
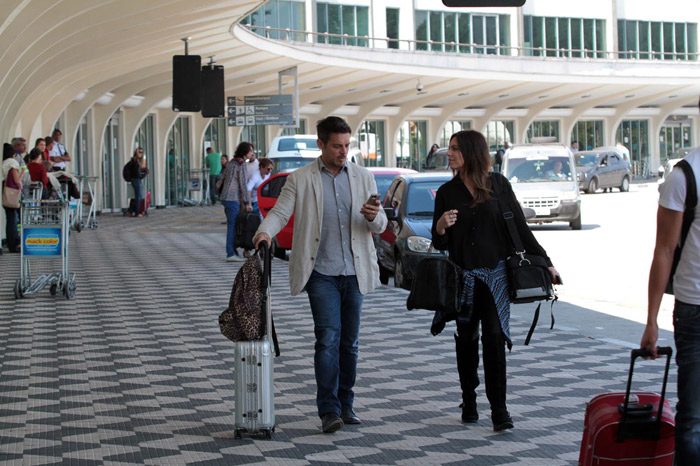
[172,55,201,112]
[201,65,225,118]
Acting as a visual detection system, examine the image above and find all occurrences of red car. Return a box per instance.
[257,172,294,259]
[257,167,417,260]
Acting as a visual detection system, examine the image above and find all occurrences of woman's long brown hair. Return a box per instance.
[451,130,492,206]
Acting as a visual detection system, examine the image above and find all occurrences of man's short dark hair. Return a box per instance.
[206,147,213,153]
[317,116,351,144]
[52,129,62,136]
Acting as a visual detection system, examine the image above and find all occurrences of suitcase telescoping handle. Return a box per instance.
[618,346,673,442]
[257,240,272,293]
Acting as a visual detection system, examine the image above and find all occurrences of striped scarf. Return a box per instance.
[459,260,512,346]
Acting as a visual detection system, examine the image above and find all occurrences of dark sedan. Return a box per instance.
[374,172,454,289]
[576,150,632,193]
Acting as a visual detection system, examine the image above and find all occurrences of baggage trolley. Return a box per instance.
[82,176,99,229]
[13,199,76,300]
[233,242,276,439]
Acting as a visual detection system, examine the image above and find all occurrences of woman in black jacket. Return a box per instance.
[431,130,559,431]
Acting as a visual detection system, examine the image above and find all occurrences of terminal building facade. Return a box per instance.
[0,0,699,218]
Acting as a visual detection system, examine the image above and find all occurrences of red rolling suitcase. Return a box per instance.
[579,347,675,466]
[126,190,151,216]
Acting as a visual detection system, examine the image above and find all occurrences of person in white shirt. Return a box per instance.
[246,157,272,215]
[246,148,259,183]
[48,129,71,171]
[641,96,700,464]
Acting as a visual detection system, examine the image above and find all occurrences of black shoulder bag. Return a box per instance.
[406,248,463,315]
[495,177,556,345]
[665,159,697,295]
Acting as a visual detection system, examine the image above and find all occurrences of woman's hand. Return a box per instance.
[436,209,458,236]
[548,266,562,285]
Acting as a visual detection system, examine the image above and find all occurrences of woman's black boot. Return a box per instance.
[482,333,513,431]
[454,333,480,423]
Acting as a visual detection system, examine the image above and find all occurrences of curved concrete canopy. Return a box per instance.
[1,0,699,146]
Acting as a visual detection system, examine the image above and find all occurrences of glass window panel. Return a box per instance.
[291,1,305,40]
[596,19,606,57]
[624,20,637,59]
[675,23,686,59]
[266,1,279,39]
[473,15,485,53]
[639,21,650,59]
[327,4,342,44]
[584,19,595,57]
[558,18,569,57]
[356,7,368,46]
[458,13,471,53]
[652,22,662,59]
[445,12,457,52]
[430,11,443,51]
[534,16,545,56]
[486,15,497,54]
[570,18,582,57]
[498,14,509,55]
[317,4,327,43]
[688,24,697,59]
[386,7,399,49]
[545,17,557,56]
[416,10,428,51]
[342,5,356,45]
[663,22,674,59]
[524,15,533,55]
[618,20,626,58]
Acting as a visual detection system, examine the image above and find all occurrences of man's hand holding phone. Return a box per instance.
[361,193,380,222]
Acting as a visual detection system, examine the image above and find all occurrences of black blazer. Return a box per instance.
[431,173,551,270]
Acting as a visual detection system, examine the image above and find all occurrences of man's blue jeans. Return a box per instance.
[674,300,700,465]
[305,271,364,417]
[222,200,240,257]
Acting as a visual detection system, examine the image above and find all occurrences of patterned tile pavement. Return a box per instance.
[0,206,677,465]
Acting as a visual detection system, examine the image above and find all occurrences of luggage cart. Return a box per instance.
[13,199,76,300]
[82,176,99,229]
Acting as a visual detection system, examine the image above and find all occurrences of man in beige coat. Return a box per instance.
[254,116,387,433]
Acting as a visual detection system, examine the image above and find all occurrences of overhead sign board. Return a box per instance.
[226,95,295,127]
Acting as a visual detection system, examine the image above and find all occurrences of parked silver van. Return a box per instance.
[502,144,582,230]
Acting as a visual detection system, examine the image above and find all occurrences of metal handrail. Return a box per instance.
[240,24,700,62]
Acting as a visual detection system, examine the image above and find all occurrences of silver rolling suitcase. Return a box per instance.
[234,243,276,439]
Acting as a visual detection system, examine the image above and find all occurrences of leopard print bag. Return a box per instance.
[219,256,265,341]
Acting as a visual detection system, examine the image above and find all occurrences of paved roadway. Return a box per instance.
[525,181,677,349]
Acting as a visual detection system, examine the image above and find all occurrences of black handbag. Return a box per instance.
[665,159,696,295]
[406,251,463,314]
[496,189,556,345]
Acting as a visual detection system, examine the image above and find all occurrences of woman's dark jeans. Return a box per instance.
[3,206,20,251]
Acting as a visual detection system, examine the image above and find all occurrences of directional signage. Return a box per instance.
[226,94,294,127]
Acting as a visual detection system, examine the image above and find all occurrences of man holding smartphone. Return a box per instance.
[254,116,387,434]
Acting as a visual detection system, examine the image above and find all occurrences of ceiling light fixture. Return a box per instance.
[498,94,509,98]
[669,95,678,98]
[538,95,548,99]
[458,92,469,96]
[310,85,322,90]
[625,94,635,98]
[380,89,391,93]
[581,94,591,98]
[416,80,424,92]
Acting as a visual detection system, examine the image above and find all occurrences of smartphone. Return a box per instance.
[366,194,380,205]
